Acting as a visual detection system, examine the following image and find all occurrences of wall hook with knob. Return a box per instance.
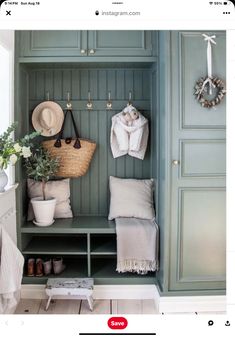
[46,91,50,101]
[87,91,93,110]
[106,91,112,110]
[128,91,132,105]
[66,92,72,110]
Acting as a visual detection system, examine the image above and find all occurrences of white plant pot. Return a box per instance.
[31,197,56,227]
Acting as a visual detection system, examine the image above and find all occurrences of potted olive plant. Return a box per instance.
[24,147,59,226]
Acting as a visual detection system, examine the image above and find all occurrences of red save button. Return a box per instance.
[108,317,128,330]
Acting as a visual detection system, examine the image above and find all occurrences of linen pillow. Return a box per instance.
[108,176,155,220]
[27,178,73,220]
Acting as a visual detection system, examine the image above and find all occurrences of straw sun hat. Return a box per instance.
[32,101,64,137]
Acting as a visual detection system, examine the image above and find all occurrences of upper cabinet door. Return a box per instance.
[19,31,87,57]
[17,31,153,58]
[87,31,153,56]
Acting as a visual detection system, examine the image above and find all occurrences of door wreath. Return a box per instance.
[194,76,226,108]
[194,34,226,109]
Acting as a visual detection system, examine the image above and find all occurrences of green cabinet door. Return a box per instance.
[17,31,153,58]
[87,31,153,56]
[18,31,87,57]
[169,31,226,291]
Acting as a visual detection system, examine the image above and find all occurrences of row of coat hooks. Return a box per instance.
[46,91,134,111]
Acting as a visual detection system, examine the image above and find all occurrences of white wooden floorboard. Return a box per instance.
[162,312,197,315]
[15,299,41,314]
[111,299,118,314]
[15,299,222,315]
[142,299,158,314]
[112,300,142,314]
[80,300,111,315]
[38,299,81,314]
[163,311,226,315]
[197,311,226,315]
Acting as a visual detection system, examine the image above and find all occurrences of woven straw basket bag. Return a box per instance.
[43,109,96,178]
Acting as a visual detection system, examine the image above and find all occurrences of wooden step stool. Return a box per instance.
[45,278,94,311]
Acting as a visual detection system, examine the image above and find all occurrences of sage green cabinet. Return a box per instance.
[18,30,153,58]
[157,31,226,295]
[87,31,153,56]
[15,30,226,294]
[19,31,87,57]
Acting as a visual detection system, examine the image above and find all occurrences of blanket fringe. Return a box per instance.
[116,259,158,275]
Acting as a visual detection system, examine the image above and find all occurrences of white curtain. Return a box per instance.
[0,226,24,314]
[0,31,15,186]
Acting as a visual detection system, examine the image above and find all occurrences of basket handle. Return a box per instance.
[54,110,81,149]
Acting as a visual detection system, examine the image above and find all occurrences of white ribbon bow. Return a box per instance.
[201,34,216,95]
[199,77,216,95]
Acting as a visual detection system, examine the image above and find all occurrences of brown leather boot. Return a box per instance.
[27,258,35,277]
[36,258,44,277]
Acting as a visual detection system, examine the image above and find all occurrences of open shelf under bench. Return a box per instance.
[22,235,88,255]
[22,256,156,285]
[21,216,157,285]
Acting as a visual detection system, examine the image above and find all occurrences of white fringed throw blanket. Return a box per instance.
[115,218,159,275]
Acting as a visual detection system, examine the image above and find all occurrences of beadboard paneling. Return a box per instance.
[28,68,152,216]
[151,67,158,218]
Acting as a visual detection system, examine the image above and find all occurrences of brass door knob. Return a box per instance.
[89,49,95,55]
[80,49,86,54]
[172,160,180,166]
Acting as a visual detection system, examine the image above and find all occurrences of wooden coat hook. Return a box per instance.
[67,92,72,109]
[106,91,112,110]
[87,91,93,110]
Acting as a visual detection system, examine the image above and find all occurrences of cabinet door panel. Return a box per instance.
[173,188,226,287]
[181,140,226,178]
[18,31,153,58]
[19,31,87,57]
[179,32,226,129]
[169,31,226,292]
[88,31,152,56]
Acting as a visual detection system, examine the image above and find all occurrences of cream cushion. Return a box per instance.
[108,176,155,220]
[27,178,73,220]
